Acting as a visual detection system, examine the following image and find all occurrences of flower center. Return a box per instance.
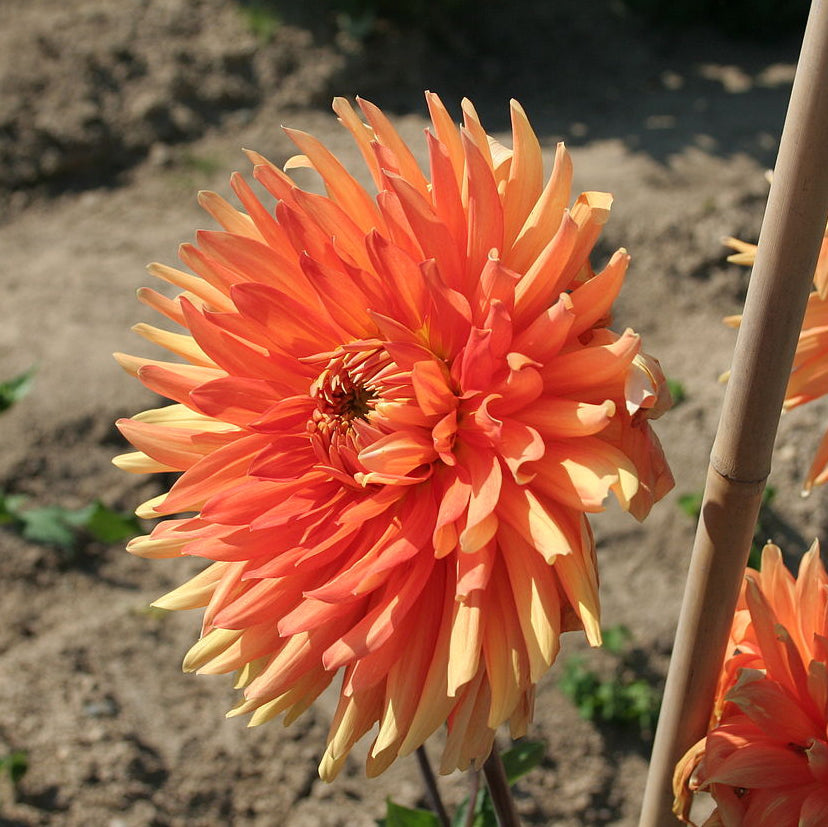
[310,345,388,427]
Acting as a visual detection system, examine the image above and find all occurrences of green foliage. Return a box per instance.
[677,490,703,519]
[678,486,776,568]
[237,0,283,42]
[0,366,36,414]
[500,739,544,784]
[558,625,661,736]
[0,494,140,551]
[382,740,545,827]
[0,750,28,786]
[379,800,441,827]
[179,152,223,177]
[666,378,686,406]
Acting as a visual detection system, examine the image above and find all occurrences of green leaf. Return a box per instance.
[666,378,686,405]
[0,750,28,785]
[382,799,441,827]
[452,790,497,827]
[677,491,703,519]
[17,506,77,547]
[602,624,632,656]
[74,501,141,543]
[501,740,545,785]
[0,366,36,414]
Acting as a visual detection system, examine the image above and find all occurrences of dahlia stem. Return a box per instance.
[464,769,482,827]
[482,746,521,827]
[639,2,828,824]
[415,745,451,827]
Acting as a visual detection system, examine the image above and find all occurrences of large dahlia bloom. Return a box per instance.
[115,94,672,779]
[674,542,828,826]
[724,223,828,491]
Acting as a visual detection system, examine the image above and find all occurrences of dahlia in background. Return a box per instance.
[724,220,828,491]
[115,94,672,779]
[674,542,828,826]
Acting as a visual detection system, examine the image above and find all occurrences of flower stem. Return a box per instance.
[464,769,481,827]
[482,746,521,827]
[415,745,450,827]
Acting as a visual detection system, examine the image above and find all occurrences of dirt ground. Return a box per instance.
[0,1,823,825]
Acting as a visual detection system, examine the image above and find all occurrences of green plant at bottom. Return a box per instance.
[558,625,661,737]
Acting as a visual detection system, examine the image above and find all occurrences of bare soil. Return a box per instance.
[0,2,820,825]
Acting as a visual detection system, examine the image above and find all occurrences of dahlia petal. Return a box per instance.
[805,429,828,492]
[131,323,214,367]
[357,96,431,199]
[482,563,530,726]
[425,92,465,187]
[322,551,435,670]
[441,668,489,773]
[411,359,457,417]
[512,292,576,364]
[462,129,504,284]
[496,418,545,483]
[248,151,298,202]
[136,286,188,326]
[726,669,820,746]
[484,356,544,418]
[115,417,234,471]
[518,398,615,439]
[332,96,385,193]
[320,681,385,781]
[180,626,243,671]
[229,171,292,251]
[161,433,272,514]
[190,377,293,427]
[385,172,465,291]
[459,447,502,553]
[456,539,495,597]
[707,739,812,788]
[197,190,261,240]
[498,521,562,681]
[283,126,382,232]
[497,480,576,563]
[553,521,601,646]
[112,451,177,474]
[146,261,234,310]
[513,211,579,324]
[800,788,828,826]
[531,436,639,512]
[358,430,437,478]
[448,587,483,696]
[502,99,543,250]
[508,142,573,273]
[365,231,429,331]
[373,559,447,756]
[298,254,377,338]
[541,327,641,395]
[568,249,629,338]
[228,283,343,356]
[426,130,468,260]
[740,787,805,827]
[460,98,494,171]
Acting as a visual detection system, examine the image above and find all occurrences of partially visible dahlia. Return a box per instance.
[724,221,828,491]
[115,94,672,778]
[674,542,828,826]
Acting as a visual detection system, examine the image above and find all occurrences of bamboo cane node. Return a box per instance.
[708,455,768,490]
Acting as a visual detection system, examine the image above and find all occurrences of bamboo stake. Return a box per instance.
[638,2,828,823]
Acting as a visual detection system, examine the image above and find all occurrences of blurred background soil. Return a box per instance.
[0,0,824,824]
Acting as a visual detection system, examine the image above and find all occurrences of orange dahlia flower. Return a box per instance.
[115,94,672,779]
[724,223,828,491]
[674,542,828,826]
